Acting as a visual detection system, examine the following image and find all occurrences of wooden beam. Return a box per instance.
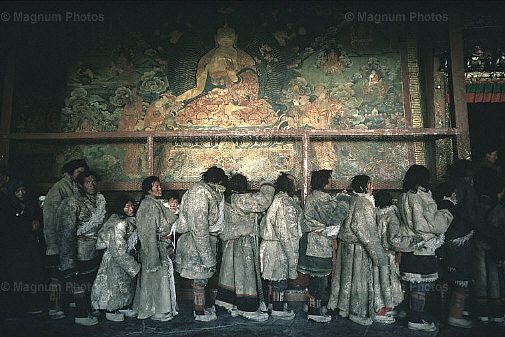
[5,128,458,141]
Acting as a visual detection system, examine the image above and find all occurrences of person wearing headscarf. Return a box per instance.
[3,178,45,319]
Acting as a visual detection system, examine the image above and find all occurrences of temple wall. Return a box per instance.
[7,3,454,187]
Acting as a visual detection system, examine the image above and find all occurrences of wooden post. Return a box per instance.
[0,53,14,167]
[302,131,310,204]
[147,135,154,176]
[449,11,471,160]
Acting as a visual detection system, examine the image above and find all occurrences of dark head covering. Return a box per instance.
[351,174,370,194]
[62,159,89,175]
[310,170,332,191]
[374,190,393,209]
[402,165,430,193]
[275,172,295,196]
[201,166,228,185]
[165,190,180,202]
[448,159,473,178]
[6,178,28,199]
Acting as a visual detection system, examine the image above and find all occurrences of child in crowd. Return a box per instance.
[164,190,180,214]
[91,195,140,322]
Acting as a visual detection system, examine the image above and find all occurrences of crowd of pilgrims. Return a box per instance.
[0,150,504,333]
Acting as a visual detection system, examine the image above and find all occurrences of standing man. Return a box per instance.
[57,170,106,326]
[176,166,228,322]
[43,159,88,319]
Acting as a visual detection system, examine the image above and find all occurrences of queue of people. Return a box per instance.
[0,155,504,334]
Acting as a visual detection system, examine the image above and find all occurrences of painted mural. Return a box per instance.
[158,138,302,182]
[51,3,416,183]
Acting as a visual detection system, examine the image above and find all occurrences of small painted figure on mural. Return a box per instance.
[298,85,342,129]
[362,68,388,96]
[110,47,135,77]
[320,49,346,76]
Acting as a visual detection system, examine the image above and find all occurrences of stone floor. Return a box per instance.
[2,300,505,337]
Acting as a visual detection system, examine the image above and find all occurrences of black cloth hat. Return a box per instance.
[62,159,89,175]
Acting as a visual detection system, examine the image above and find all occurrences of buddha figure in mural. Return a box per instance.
[176,24,239,102]
[173,24,278,128]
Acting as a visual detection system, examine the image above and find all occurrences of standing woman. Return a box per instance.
[176,166,228,322]
[260,172,302,320]
[327,175,388,326]
[133,176,178,321]
[215,173,275,321]
[91,195,140,322]
[396,165,453,332]
[297,170,349,323]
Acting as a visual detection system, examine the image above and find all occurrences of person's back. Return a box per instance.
[43,159,88,257]
[473,148,502,196]
[472,176,505,323]
[43,175,75,255]
[216,174,274,321]
[175,166,227,322]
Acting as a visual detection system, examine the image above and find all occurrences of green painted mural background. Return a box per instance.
[12,3,445,184]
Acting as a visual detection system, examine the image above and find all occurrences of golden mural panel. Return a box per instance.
[158,141,301,182]
[310,141,411,182]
